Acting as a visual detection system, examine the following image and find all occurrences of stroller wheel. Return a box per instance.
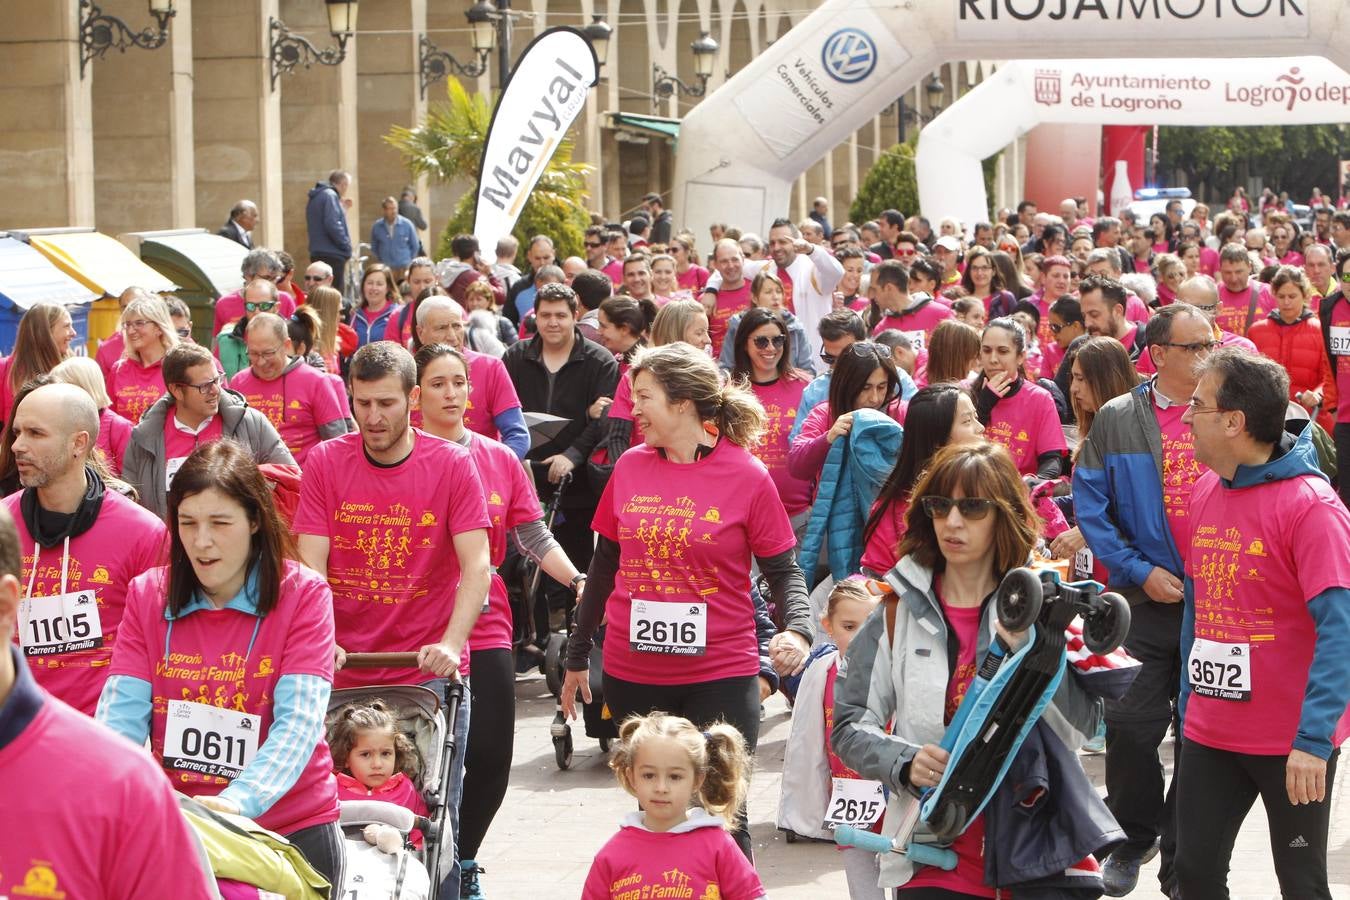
[600,736,611,753]
[929,796,968,844]
[1083,591,1132,655]
[784,830,799,844]
[554,729,574,770]
[544,632,567,698]
[996,568,1043,633]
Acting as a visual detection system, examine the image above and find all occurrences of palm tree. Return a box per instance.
[385,77,592,262]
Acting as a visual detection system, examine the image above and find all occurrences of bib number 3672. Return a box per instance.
[630,600,706,655]
[823,778,885,829]
[1187,638,1251,701]
[18,591,103,656]
[163,700,260,779]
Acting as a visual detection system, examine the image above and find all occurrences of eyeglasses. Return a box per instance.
[124,318,156,331]
[175,327,192,338]
[1048,321,1075,334]
[175,374,224,397]
[247,344,286,362]
[1161,340,1219,353]
[1191,302,1219,314]
[920,496,998,520]
[1186,397,1229,415]
[245,300,278,313]
[751,335,787,350]
[303,274,326,283]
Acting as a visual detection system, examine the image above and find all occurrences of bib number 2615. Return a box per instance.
[630,600,707,655]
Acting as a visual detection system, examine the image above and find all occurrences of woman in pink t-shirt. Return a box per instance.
[561,343,813,858]
[107,295,179,423]
[0,303,76,428]
[973,318,1068,478]
[98,441,345,887]
[415,343,586,892]
[788,342,904,484]
[591,296,659,487]
[861,384,985,576]
[671,235,710,294]
[728,307,812,522]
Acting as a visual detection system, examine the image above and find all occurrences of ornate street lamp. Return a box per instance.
[270,0,359,91]
[652,31,719,106]
[79,0,176,79]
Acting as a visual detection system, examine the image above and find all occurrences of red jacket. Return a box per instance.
[1247,310,1337,431]
[335,771,428,847]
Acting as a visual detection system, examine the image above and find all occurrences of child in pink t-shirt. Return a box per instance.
[583,712,766,900]
[329,699,429,848]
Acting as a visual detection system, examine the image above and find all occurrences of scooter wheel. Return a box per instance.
[996,568,1043,633]
[929,797,968,844]
[1084,591,1132,655]
[544,632,567,698]
[554,730,574,770]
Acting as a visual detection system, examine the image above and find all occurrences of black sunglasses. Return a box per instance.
[752,335,787,350]
[920,496,998,520]
[820,340,887,366]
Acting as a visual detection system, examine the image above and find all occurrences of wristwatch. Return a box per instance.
[569,573,588,591]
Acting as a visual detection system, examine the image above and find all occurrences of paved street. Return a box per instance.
[476,673,1349,899]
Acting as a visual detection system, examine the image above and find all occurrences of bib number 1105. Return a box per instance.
[18,591,103,656]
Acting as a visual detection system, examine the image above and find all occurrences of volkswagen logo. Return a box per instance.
[821,28,877,84]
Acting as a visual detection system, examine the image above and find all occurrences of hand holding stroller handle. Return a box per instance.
[907,843,958,871]
[833,826,896,854]
[341,652,422,668]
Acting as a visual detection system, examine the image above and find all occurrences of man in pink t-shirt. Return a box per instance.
[211,249,297,338]
[869,259,952,350]
[703,239,755,358]
[1214,242,1274,337]
[1176,349,1350,899]
[1079,275,1146,361]
[0,506,215,899]
[6,385,167,716]
[228,313,349,466]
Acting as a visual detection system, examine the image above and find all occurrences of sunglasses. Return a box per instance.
[820,341,887,366]
[751,334,786,350]
[920,496,998,520]
[175,327,192,338]
[1048,321,1074,334]
[245,300,278,313]
[895,248,918,258]
[584,241,604,249]
[303,275,326,283]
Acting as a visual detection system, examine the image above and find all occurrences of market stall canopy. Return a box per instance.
[0,236,99,354]
[125,229,249,300]
[25,229,177,298]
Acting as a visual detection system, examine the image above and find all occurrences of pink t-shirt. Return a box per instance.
[870,300,954,346]
[607,370,645,448]
[592,441,796,685]
[1155,402,1201,560]
[602,258,625,287]
[163,414,225,475]
[6,490,167,715]
[1199,246,1220,276]
[293,431,491,688]
[466,432,540,655]
[677,265,711,293]
[97,406,134,475]
[463,350,521,441]
[0,688,216,899]
[1041,338,1066,380]
[1215,281,1274,336]
[1184,471,1350,755]
[582,821,764,900]
[709,282,753,359]
[984,380,1067,475]
[229,362,347,466]
[96,330,125,379]
[1125,292,1151,324]
[107,356,166,422]
[750,377,812,515]
[211,290,297,337]
[1328,296,1350,424]
[108,561,341,836]
[860,496,909,576]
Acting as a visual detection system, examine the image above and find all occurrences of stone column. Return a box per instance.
[192,0,283,248]
[425,0,488,253]
[0,1,93,228]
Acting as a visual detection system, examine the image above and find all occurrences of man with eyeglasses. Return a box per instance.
[303,261,334,292]
[228,313,350,466]
[1169,349,1350,900]
[214,279,283,380]
[211,248,296,339]
[123,343,294,520]
[1074,303,1216,898]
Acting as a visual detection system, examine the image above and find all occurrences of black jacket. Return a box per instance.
[650,209,674,246]
[502,329,618,505]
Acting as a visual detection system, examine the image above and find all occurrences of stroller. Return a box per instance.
[837,565,1131,869]
[325,652,464,899]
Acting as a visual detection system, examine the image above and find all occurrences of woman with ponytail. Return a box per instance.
[562,342,813,860]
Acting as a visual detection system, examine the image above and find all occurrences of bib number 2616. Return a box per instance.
[162,700,260,779]
[630,600,706,655]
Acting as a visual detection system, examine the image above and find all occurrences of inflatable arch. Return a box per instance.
[670,0,1350,240]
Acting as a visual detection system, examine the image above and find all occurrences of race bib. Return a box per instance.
[629,600,706,655]
[1330,326,1350,356]
[902,330,926,353]
[1072,547,1094,582]
[166,456,188,490]
[18,590,103,656]
[1187,638,1251,701]
[163,700,261,779]
[823,778,885,829]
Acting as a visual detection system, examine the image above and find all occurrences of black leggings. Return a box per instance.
[603,672,761,860]
[286,820,346,892]
[1174,739,1340,899]
[458,647,516,861]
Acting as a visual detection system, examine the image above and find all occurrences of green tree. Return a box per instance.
[850,135,1000,225]
[384,77,593,264]
[1158,124,1345,203]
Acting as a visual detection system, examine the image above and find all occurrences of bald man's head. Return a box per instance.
[12,384,98,490]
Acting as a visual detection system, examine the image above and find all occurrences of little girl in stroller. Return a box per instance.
[331,700,430,848]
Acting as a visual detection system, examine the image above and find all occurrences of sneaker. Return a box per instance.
[461,860,486,900]
[1082,719,1107,754]
[1101,839,1160,897]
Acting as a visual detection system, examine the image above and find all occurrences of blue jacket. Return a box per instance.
[1072,380,1182,591]
[305,182,352,258]
[799,408,903,582]
[369,215,420,271]
[718,310,817,375]
[352,304,397,348]
[1179,427,1350,760]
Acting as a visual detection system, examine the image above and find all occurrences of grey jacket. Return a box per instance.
[831,555,1100,889]
[124,390,296,519]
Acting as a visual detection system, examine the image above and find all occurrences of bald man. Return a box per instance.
[228,313,349,466]
[3,383,167,715]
